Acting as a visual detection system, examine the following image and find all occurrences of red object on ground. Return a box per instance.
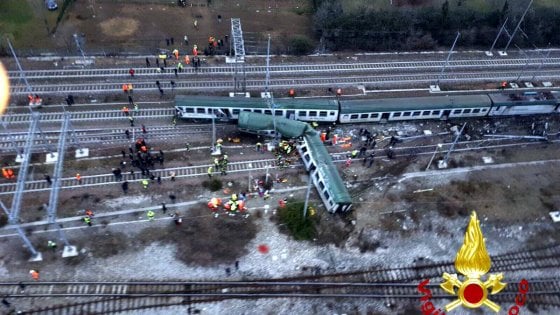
[257,244,269,254]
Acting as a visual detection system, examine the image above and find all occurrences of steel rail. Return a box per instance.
[0,137,555,195]
[9,69,560,95]
[8,58,560,80]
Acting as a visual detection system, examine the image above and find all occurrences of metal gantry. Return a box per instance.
[231,18,246,94]
[435,32,460,88]
[6,38,33,96]
[503,0,534,53]
[45,112,78,257]
[1,112,42,261]
[73,33,88,66]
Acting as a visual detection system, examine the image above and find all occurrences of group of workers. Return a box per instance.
[207,194,247,216]
[27,94,42,107]
[1,166,15,179]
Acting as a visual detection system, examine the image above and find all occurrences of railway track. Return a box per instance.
[1,108,176,124]
[3,277,559,314]
[0,136,554,195]
[9,70,560,96]
[8,58,560,81]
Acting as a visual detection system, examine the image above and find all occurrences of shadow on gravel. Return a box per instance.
[135,204,257,266]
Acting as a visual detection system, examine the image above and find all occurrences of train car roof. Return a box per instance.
[304,130,352,204]
[175,95,268,108]
[175,95,338,110]
[488,92,558,106]
[339,95,492,113]
[238,112,310,138]
[274,98,339,110]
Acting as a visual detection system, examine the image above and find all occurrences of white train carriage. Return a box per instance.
[487,92,559,116]
[175,96,339,122]
[338,95,493,123]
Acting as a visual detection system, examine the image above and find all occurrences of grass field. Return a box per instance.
[0,0,59,49]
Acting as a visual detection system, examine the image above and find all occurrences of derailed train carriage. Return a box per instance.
[238,112,352,213]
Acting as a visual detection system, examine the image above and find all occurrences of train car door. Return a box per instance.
[442,110,451,119]
[381,113,390,121]
[286,110,295,120]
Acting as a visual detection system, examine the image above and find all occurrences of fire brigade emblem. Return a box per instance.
[440,211,506,312]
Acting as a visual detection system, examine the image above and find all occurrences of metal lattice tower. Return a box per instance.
[503,0,534,53]
[1,112,42,260]
[231,18,246,94]
[435,32,460,87]
[6,38,33,95]
[46,112,78,256]
[487,17,509,54]
[73,34,88,66]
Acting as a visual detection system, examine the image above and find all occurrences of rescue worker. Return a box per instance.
[173,49,179,60]
[289,89,295,97]
[184,55,190,65]
[142,179,149,189]
[129,116,135,127]
[169,171,176,181]
[147,210,155,221]
[345,158,352,167]
[75,173,81,182]
[129,68,135,77]
[336,88,342,96]
[208,166,213,178]
[256,142,262,152]
[122,106,130,116]
[83,216,92,226]
[85,209,94,217]
[231,194,237,202]
[122,84,128,93]
[47,240,57,250]
[214,158,220,167]
[351,150,358,158]
[177,62,183,72]
[134,103,139,112]
[128,84,133,94]
[193,45,198,56]
[44,174,52,185]
[29,270,40,281]
[172,116,177,126]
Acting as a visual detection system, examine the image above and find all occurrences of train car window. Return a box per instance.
[393,113,401,117]
[422,111,430,116]
[309,111,317,117]
[319,181,325,190]
[350,114,359,119]
[481,108,488,112]
[254,109,262,114]
[196,108,205,114]
[370,113,379,118]
[275,110,283,116]
[320,111,328,117]
[304,154,310,162]
[413,111,421,116]
[360,114,368,119]
[299,111,307,117]
[403,112,411,117]
[323,191,330,200]
[264,110,272,115]
[463,109,471,114]
[453,109,462,114]
[242,109,251,112]
[473,109,480,113]
[185,108,194,113]
[432,110,440,115]
[232,109,240,115]
[330,111,335,116]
